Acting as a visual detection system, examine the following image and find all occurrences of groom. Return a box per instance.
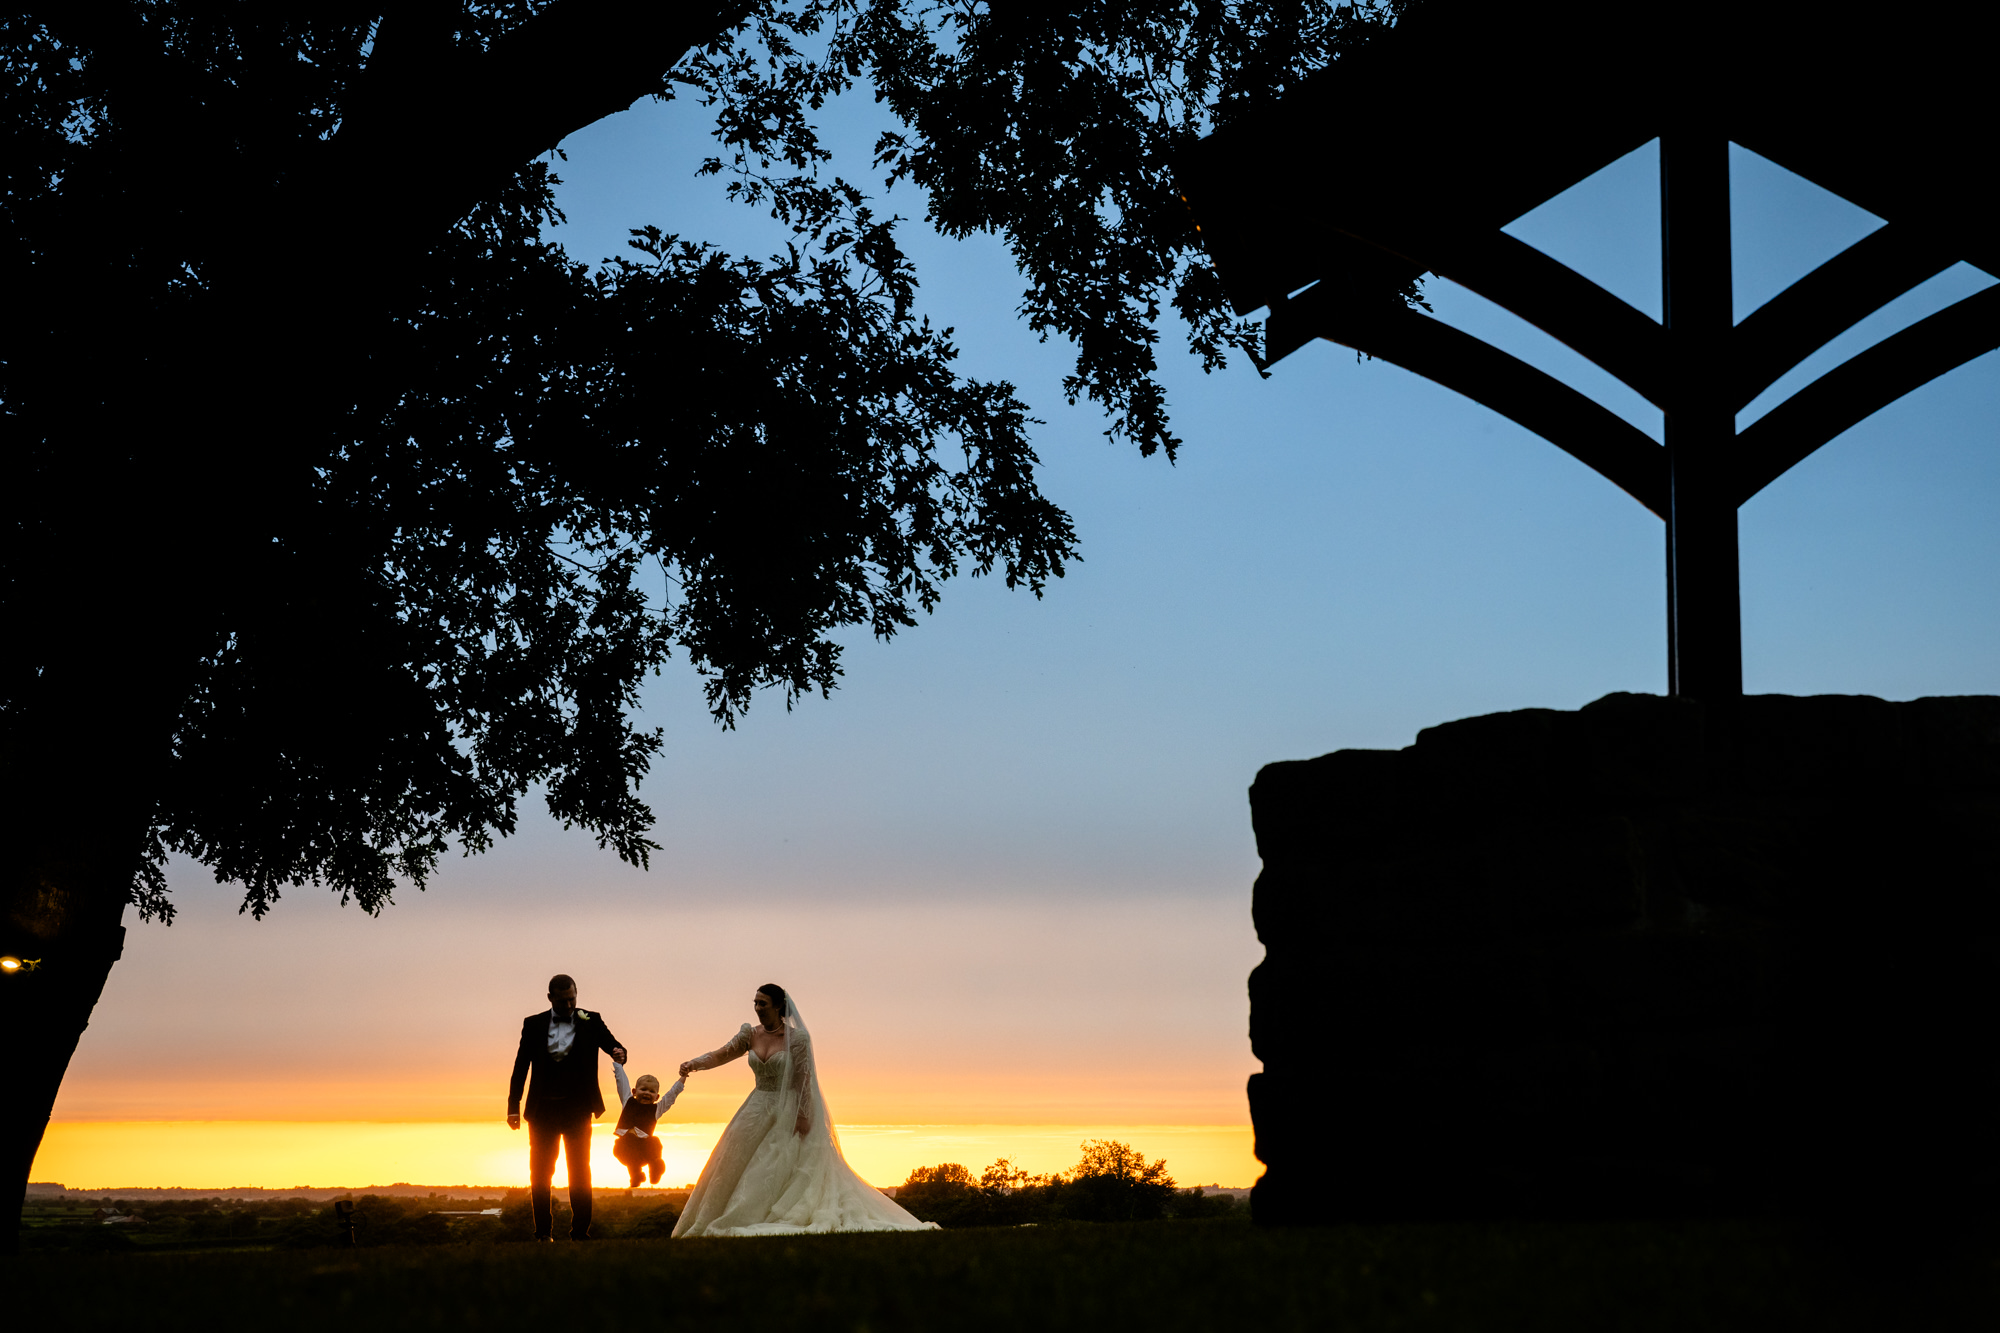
[508,973,628,1240]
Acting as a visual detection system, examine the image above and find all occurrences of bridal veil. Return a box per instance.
[672,991,937,1237]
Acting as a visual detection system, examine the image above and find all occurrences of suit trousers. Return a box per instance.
[527,1106,594,1238]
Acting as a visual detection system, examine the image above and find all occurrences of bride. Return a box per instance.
[671,983,937,1237]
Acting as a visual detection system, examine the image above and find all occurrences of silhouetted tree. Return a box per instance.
[1064,1138,1177,1221]
[895,1143,1194,1226]
[2,0,1395,1247]
[905,1163,976,1188]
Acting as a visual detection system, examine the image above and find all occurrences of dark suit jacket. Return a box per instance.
[508,1009,625,1122]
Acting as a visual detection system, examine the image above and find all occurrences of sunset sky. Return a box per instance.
[36,82,1997,1193]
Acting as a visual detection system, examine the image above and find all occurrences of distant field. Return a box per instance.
[12,1217,1995,1332]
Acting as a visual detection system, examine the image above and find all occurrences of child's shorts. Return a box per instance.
[614,1133,664,1169]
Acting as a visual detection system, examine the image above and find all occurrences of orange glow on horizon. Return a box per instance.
[43,894,1268,1199]
[44,1073,1251,1128]
[32,1121,1260,1193]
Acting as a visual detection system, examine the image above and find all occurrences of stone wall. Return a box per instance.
[1247,692,2000,1223]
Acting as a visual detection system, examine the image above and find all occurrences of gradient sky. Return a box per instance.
[39,78,1997,1191]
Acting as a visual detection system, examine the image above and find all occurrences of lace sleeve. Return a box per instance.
[687,1023,753,1071]
[788,1029,812,1128]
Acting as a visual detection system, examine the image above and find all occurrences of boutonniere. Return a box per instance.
[576,1011,593,1022]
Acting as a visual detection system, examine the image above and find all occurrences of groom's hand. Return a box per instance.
[508,1113,521,1130]
[795,1114,809,1138]
[611,1045,628,1064]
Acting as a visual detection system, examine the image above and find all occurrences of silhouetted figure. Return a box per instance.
[333,1198,357,1246]
[671,984,936,1236]
[508,974,627,1240]
[611,1066,685,1187]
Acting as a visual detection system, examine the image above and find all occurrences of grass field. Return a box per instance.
[11,1216,1997,1332]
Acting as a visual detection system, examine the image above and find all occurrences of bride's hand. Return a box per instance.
[678,1060,695,1079]
[794,1113,809,1138]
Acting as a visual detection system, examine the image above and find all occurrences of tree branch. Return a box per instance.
[331,0,758,243]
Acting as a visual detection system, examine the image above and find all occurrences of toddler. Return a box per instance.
[611,1063,686,1188]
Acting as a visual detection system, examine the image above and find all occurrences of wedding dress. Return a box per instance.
[672,993,937,1237]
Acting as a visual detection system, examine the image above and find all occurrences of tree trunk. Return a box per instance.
[1,838,135,1254]
[1,608,172,1252]
[3,3,763,1252]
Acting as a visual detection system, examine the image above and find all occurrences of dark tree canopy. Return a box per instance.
[5,0,1413,1252]
[5,0,1395,922]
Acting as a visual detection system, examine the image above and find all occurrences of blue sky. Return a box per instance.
[54,78,1995,1159]
[521,92,1998,901]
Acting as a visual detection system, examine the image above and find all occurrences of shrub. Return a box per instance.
[893,1163,995,1227]
[896,1142,1206,1228]
[1167,1188,1241,1220]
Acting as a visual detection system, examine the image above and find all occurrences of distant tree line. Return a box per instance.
[18,1190,683,1250]
[22,1193,344,1251]
[894,1140,1241,1228]
[275,1190,682,1247]
[19,1142,1237,1251]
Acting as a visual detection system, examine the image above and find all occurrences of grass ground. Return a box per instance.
[11,1217,1996,1331]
